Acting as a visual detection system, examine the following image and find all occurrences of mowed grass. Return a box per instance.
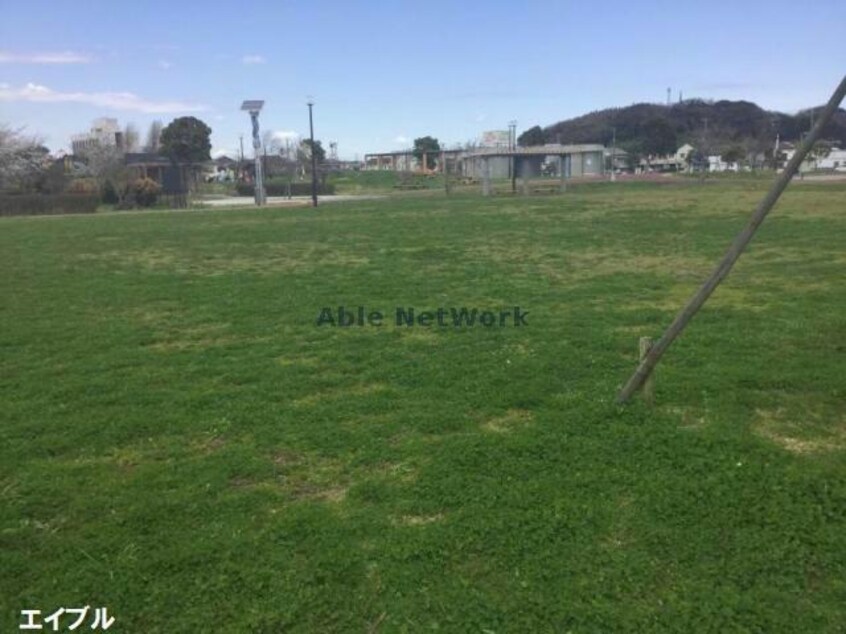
[1,180,845,632]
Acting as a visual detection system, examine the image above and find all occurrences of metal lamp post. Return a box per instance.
[610,127,617,182]
[508,120,517,194]
[240,100,265,206]
[307,98,318,207]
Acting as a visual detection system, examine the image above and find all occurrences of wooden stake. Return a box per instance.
[617,74,846,405]
[639,337,655,405]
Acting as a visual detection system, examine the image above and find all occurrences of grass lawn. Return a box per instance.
[2,180,844,632]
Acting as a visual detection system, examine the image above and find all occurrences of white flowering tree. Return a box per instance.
[0,125,51,192]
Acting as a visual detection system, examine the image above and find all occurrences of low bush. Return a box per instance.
[131,177,162,207]
[0,193,99,216]
[66,178,100,195]
[101,181,119,204]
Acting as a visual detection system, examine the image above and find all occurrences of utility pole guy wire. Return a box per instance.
[616,74,846,405]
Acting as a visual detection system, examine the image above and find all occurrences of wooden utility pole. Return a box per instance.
[639,337,655,405]
[616,74,846,405]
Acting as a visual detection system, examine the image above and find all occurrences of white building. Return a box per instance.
[707,155,739,172]
[639,144,696,172]
[816,147,846,171]
[71,118,122,154]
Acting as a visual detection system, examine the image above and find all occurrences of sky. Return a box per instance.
[1,0,844,160]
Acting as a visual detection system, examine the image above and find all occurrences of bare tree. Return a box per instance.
[81,144,131,205]
[123,123,140,153]
[144,120,163,153]
[261,130,281,155]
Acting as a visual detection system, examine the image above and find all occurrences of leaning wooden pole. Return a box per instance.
[617,74,846,405]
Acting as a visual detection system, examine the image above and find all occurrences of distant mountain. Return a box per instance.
[519,99,846,157]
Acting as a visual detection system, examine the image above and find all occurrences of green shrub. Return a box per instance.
[101,181,119,204]
[0,194,99,216]
[235,181,335,197]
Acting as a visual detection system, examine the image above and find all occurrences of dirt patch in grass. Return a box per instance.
[481,409,534,433]
[276,355,321,368]
[230,450,349,504]
[367,460,420,484]
[148,334,247,352]
[465,242,713,285]
[77,243,370,277]
[289,483,348,502]
[129,319,271,352]
[393,513,444,527]
[664,405,709,430]
[193,435,228,455]
[271,449,304,467]
[399,329,441,345]
[753,407,846,455]
[622,282,773,313]
[293,383,388,407]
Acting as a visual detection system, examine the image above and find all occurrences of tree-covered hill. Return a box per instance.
[519,99,846,157]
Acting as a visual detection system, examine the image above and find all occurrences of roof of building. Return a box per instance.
[465,144,605,157]
[125,153,172,166]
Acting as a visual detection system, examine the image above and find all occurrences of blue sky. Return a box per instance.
[1,0,844,159]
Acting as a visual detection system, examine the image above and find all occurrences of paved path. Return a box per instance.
[201,194,386,208]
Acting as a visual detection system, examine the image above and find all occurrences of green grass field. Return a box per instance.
[2,180,844,632]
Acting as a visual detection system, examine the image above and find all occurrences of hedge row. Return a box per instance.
[0,194,99,217]
[235,182,335,197]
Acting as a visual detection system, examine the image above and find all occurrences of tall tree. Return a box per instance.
[159,117,212,163]
[300,139,325,163]
[721,145,744,166]
[518,125,546,147]
[412,136,440,170]
[159,117,212,205]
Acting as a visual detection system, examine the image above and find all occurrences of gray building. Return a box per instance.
[462,144,606,179]
[364,143,606,181]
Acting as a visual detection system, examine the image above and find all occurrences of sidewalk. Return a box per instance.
[200,194,386,208]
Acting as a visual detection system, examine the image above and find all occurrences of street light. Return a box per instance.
[508,120,517,194]
[610,126,617,182]
[240,100,265,206]
[307,97,318,208]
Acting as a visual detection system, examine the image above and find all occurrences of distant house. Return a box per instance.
[815,147,846,171]
[604,147,629,173]
[639,144,694,172]
[779,146,818,173]
[213,156,237,170]
[707,155,739,172]
[124,153,184,194]
[675,144,695,164]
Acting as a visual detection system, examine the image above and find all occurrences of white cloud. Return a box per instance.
[158,60,173,70]
[241,54,266,65]
[272,130,299,140]
[475,113,487,123]
[0,82,209,113]
[393,135,409,144]
[212,148,237,159]
[0,50,93,64]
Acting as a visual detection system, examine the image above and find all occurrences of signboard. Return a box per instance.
[480,130,510,148]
